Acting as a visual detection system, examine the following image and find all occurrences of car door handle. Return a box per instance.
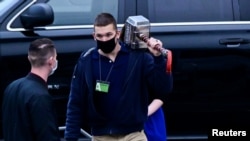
[219,38,250,47]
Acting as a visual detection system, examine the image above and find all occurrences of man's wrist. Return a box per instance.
[153,52,162,56]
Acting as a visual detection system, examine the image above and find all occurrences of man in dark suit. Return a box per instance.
[2,38,61,141]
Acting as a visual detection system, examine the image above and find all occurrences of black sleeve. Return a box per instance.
[29,93,61,141]
[144,53,173,103]
[64,60,85,140]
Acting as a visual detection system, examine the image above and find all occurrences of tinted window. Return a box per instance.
[239,0,250,21]
[47,0,118,26]
[148,0,239,23]
[0,0,19,17]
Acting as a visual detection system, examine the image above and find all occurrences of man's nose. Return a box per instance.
[101,36,110,41]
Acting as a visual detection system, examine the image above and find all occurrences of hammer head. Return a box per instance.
[124,15,150,49]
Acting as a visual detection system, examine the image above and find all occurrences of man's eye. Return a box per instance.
[96,33,113,38]
[96,34,103,38]
[106,33,113,37]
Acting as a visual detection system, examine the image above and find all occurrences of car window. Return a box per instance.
[47,0,118,26]
[238,0,250,21]
[147,0,248,23]
[0,0,19,17]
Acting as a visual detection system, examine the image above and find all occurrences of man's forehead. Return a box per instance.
[94,24,116,34]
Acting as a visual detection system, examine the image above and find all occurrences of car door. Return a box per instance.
[0,0,136,139]
[137,0,250,140]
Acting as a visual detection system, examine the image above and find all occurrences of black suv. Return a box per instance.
[1,0,250,140]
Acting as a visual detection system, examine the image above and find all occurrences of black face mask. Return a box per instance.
[97,36,117,54]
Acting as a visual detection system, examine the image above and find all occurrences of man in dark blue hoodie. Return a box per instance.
[64,13,171,141]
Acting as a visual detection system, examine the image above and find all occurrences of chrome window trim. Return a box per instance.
[150,21,250,26]
[6,0,37,31]
[7,21,250,32]
[6,0,250,32]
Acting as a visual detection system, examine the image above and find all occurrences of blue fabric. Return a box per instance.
[92,45,129,118]
[144,107,167,141]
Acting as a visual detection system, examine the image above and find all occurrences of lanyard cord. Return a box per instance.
[99,55,114,81]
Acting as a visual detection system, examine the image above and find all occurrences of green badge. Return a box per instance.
[95,80,110,93]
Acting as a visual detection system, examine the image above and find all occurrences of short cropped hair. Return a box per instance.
[28,38,56,67]
[94,13,117,30]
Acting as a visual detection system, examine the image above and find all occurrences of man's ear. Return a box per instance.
[47,56,53,66]
[116,30,121,39]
